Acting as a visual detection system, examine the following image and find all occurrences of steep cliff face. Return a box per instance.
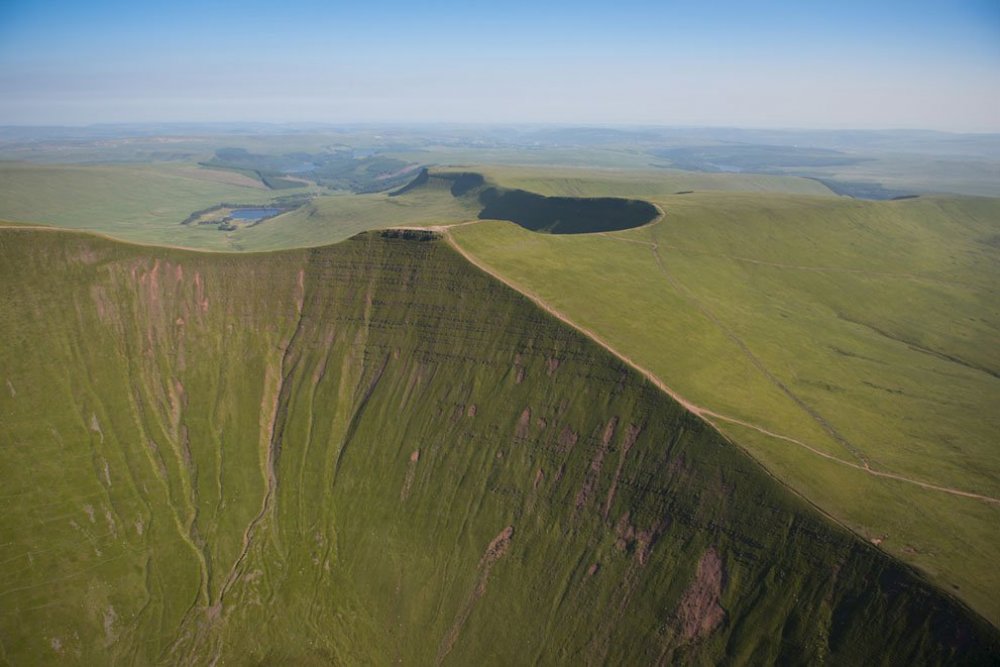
[392,168,661,233]
[0,229,996,665]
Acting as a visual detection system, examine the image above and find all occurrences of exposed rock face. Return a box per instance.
[676,548,727,642]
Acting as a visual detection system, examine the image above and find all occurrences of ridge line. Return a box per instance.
[439,225,1000,506]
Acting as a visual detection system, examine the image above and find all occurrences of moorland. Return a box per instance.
[1,124,998,663]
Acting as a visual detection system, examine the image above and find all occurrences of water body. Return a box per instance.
[230,207,282,221]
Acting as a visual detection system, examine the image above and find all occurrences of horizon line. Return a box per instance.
[1,121,998,136]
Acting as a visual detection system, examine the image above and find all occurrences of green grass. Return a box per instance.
[0,161,833,253]
[1,228,996,664]
[3,157,998,633]
[0,162,481,252]
[224,186,479,251]
[462,164,836,197]
[403,167,662,235]
[0,162,297,247]
[796,151,1000,198]
[451,190,1000,624]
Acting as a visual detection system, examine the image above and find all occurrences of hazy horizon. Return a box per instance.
[1,120,1000,136]
[1,0,998,131]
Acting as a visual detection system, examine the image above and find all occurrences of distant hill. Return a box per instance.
[202,147,419,193]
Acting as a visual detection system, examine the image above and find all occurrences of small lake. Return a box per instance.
[230,208,282,221]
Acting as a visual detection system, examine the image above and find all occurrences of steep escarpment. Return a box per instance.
[0,229,996,664]
[478,186,658,233]
[392,168,660,233]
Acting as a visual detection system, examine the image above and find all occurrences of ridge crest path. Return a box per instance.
[431,222,1000,507]
[3,221,995,505]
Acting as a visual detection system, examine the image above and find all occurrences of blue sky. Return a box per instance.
[0,0,997,130]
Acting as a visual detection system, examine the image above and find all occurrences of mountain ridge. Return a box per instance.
[0,227,997,664]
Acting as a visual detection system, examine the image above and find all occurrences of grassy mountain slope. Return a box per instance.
[0,228,997,664]
[450,191,1000,623]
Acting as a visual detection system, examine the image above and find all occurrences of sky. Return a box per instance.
[0,0,998,131]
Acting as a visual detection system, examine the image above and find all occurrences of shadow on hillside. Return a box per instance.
[392,169,659,234]
[477,187,658,234]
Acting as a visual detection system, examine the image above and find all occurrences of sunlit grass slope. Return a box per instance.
[451,191,1000,623]
[464,164,836,197]
[2,228,996,664]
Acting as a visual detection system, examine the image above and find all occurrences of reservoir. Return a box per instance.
[230,207,282,221]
